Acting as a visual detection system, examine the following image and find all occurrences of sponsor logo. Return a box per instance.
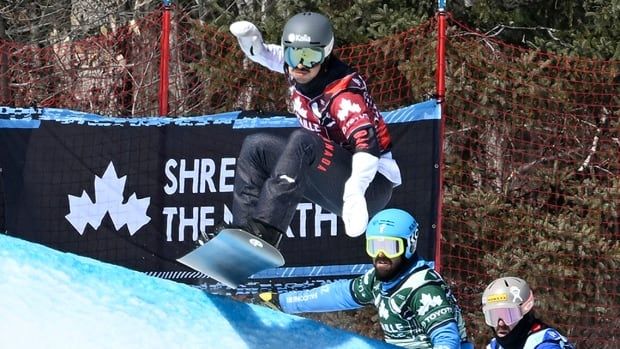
[510,286,523,302]
[249,238,264,248]
[420,307,453,328]
[279,175,295,183]
[486,293,508,303]
[66,161,151,235]
[285,292,319,303]
[287,33,311,43]
[381,322,407,335]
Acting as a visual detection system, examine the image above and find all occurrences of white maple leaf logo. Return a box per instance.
[336,98,361,121]
[417,293,443,316]
[65,162,151,235]
[378,301,390,319]
[293,96,308,119]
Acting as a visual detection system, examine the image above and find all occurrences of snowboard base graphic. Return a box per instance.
[177,228,285,289]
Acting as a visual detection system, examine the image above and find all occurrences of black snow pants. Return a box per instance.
[232,128,393,233]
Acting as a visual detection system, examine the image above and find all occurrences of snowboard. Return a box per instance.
[177,228,285,289]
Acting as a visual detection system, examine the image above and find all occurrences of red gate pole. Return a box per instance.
[434,0,447,272]
[158,1,172,116]
[0,18,9,105]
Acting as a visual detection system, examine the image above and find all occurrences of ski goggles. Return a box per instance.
[284,47,325,69]
[482,305,523,327]
[366,236,405,259]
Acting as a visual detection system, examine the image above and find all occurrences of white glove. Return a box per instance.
[229,21,266,58]
[229,21,285,73]
[342,152,379,237]
[342,191,368,238]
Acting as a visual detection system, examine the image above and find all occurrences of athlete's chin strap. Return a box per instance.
[229,21,284,73]
[342,151,379,237]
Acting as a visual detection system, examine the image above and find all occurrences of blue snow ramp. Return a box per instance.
[0,234,397,349]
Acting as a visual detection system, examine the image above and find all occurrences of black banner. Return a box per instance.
[0,102,441,291]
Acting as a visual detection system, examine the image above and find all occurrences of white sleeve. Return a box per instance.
[279,280,362,313]
[229,21,284,73]
[344,152,380,199]
[341,152,379,237]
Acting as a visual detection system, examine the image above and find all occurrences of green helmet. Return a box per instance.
[281,12,334,57]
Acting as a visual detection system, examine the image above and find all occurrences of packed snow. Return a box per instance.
[0,234,396,349]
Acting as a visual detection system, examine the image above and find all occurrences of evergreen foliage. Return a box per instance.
[1,1,618,347]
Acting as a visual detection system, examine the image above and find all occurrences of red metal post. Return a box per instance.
[158,3,171,116]
[0,18,10,105]
[436,12,446,104]
[434,4,447,272]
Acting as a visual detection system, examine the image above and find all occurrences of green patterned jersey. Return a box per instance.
[351,263,468,349]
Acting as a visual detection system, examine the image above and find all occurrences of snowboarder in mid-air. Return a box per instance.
[201,11,401,248]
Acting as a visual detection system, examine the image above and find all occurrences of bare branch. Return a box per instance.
[578,112,607,172]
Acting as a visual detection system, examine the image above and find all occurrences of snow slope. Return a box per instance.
[0,234,396,349]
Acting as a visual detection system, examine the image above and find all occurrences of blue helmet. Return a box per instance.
[366,208,419,259]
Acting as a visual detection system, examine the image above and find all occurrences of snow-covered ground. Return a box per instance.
[0,234,396,349]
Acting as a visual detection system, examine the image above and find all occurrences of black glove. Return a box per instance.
[253,291,282,312]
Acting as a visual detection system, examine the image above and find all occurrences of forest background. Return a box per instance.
[1,0,618,348]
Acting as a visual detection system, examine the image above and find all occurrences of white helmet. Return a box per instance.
[481,277,535,327]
